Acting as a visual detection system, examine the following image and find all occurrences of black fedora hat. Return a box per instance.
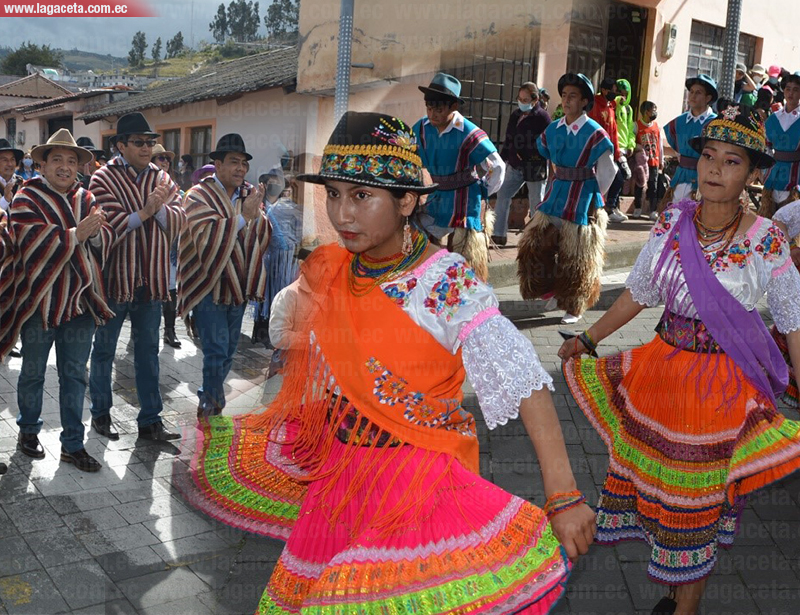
[0,138,24,164]
[111,112,159,145]
[75,136,106,159]
[297,111,436,194]
[209,133,252,161]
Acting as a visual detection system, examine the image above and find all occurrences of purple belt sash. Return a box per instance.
[553,165,596,181]
[429,169,478,191]
[678,156,698,170]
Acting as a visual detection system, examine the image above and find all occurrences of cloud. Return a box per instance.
[0,0,268,57]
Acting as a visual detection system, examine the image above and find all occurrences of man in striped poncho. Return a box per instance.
[177,133,270,417]
[4,129,114,472]
[88,113,186,442]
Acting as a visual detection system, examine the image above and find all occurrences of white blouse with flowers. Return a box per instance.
[626,204,800,334]
[377,249,554,429]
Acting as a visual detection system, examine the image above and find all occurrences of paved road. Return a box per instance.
[0,271,798,615]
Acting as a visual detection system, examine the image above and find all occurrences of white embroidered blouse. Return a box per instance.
[377,249,554,429]
[626,204,800,334]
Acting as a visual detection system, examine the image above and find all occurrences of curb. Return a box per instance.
[487,240,647,289]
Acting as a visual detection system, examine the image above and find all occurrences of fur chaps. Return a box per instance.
[448,209,495,282]
[517,210,608,316]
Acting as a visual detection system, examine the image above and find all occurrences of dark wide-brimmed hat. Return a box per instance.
[297,111,436,194]
[418,73,464,103]
[557,73,595,112]
[0,138,24,164]
[209,133,252,161]
[690,105,774,169]
[781,71,800,89]
[75,136,106,159]
[685,74,719,103]
[111,112,159,145]
[31,128,94,166]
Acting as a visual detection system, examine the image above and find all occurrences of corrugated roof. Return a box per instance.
[79,46,298,122]
[0,74,73,99]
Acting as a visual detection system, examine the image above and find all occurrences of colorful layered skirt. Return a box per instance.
[177,416,571,614]
[565,335,800,585]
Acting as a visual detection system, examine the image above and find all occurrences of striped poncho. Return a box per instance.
[177,176,270,315]
[89,158,185,302]
[0,177,115,357]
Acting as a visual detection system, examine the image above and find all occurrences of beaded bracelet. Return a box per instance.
[544,489,587,519]
[578,330,597,353]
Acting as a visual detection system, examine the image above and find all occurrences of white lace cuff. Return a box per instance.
[773,201,800,241]
[625,237,662,307]
[461,315,554,429]
[768,265,800,334]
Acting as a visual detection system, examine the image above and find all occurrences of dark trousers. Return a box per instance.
[605,167,625,211]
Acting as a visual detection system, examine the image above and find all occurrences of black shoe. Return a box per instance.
[490,235,508,247]
[138,421,180,441]
[0,462,7,475]
[60,447,101,472]
[9,347,21,358]
[17,433,45,459]
[651,588,677,615]
[163,328,182,349]
[196,403,222,419]
[91,415,119,440]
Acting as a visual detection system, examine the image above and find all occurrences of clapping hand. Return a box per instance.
[76,206,106,242]
[241,182,265,222]
[143,173,176,220]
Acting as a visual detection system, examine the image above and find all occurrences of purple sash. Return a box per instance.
[656,200,788,405]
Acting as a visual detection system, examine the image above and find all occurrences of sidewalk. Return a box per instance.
[0,268,798,614]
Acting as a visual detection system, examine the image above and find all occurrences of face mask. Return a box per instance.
[178,161,185,169]
[267,183,284,198]
[605,91,616,101]
[649,112,658,121]
[517,101,533,112]
[23,158,33,168]
[769,77,779,85]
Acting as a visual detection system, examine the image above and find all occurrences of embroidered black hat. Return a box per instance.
[209,133,252,161]
[690,105,774,169]
[297,111,436,194]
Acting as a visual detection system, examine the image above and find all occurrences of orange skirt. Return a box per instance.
[565,336,800,585]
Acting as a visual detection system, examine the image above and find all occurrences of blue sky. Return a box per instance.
[0,0,270,58]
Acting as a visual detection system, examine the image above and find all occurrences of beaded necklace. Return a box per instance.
[693,203,744,265]
[348,231,429,296]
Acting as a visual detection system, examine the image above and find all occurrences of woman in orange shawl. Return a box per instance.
[179,112,594,614]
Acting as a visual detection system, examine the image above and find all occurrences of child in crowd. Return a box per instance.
[633,100,663,220]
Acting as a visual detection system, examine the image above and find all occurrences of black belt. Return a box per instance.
[772,150,800,163]
[429,169,478,191]
[553,165,596,181]
[678,156,698,170]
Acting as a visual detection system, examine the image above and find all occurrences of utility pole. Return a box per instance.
[718,0,742,100]
[333,0,354,122]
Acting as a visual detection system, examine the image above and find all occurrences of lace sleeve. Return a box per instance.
[461,315,554,430]
[773,200,800,241]
[767,264,800,334]
[625,237,662,307]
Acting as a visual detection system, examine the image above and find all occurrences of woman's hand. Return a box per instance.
[548,503,596,561]
[557,336,588,362]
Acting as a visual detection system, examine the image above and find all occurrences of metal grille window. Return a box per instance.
[686,20,757,83]
[190,126,213,169]
[449,31,540,147]
[6,118,16,148]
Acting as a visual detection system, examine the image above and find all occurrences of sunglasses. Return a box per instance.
[126,139,157,148]
[154,155,171,162]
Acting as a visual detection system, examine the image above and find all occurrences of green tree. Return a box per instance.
[209,3,228,44]
[264,0,298,39]
[166,31,185,58]
[152,37,162,62]
[128,31,147,67]
[0,42,63,76]
[226,0,260,43]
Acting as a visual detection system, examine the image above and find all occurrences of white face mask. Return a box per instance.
[178,161,185,169]
[518,101,533,112]
[23,158,33,168]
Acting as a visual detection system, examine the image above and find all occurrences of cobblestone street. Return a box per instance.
[0,270,799,615]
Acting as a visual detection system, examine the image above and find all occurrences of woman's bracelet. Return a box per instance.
[578,330,597,354]
[544,489,587,519]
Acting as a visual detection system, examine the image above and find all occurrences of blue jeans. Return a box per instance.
[193,293,246,412]
[17,313,95,453]
[89,288,163,427]
[493,165,547,237]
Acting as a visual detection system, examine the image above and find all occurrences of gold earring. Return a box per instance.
[402,217,413,256]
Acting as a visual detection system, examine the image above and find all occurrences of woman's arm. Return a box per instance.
[558,288,647,360]
[785,330,800,388]
[519,388,596,560]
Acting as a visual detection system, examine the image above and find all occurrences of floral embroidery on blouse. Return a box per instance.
[652,209,675,237]
[667,225,786,272]
[423,262,479,321]
[382,277,418,308]
[754,225,785,261]
[365,357,476,436]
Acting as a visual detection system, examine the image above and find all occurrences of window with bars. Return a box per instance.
[686,20,757,84]
[190,126,213,169]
